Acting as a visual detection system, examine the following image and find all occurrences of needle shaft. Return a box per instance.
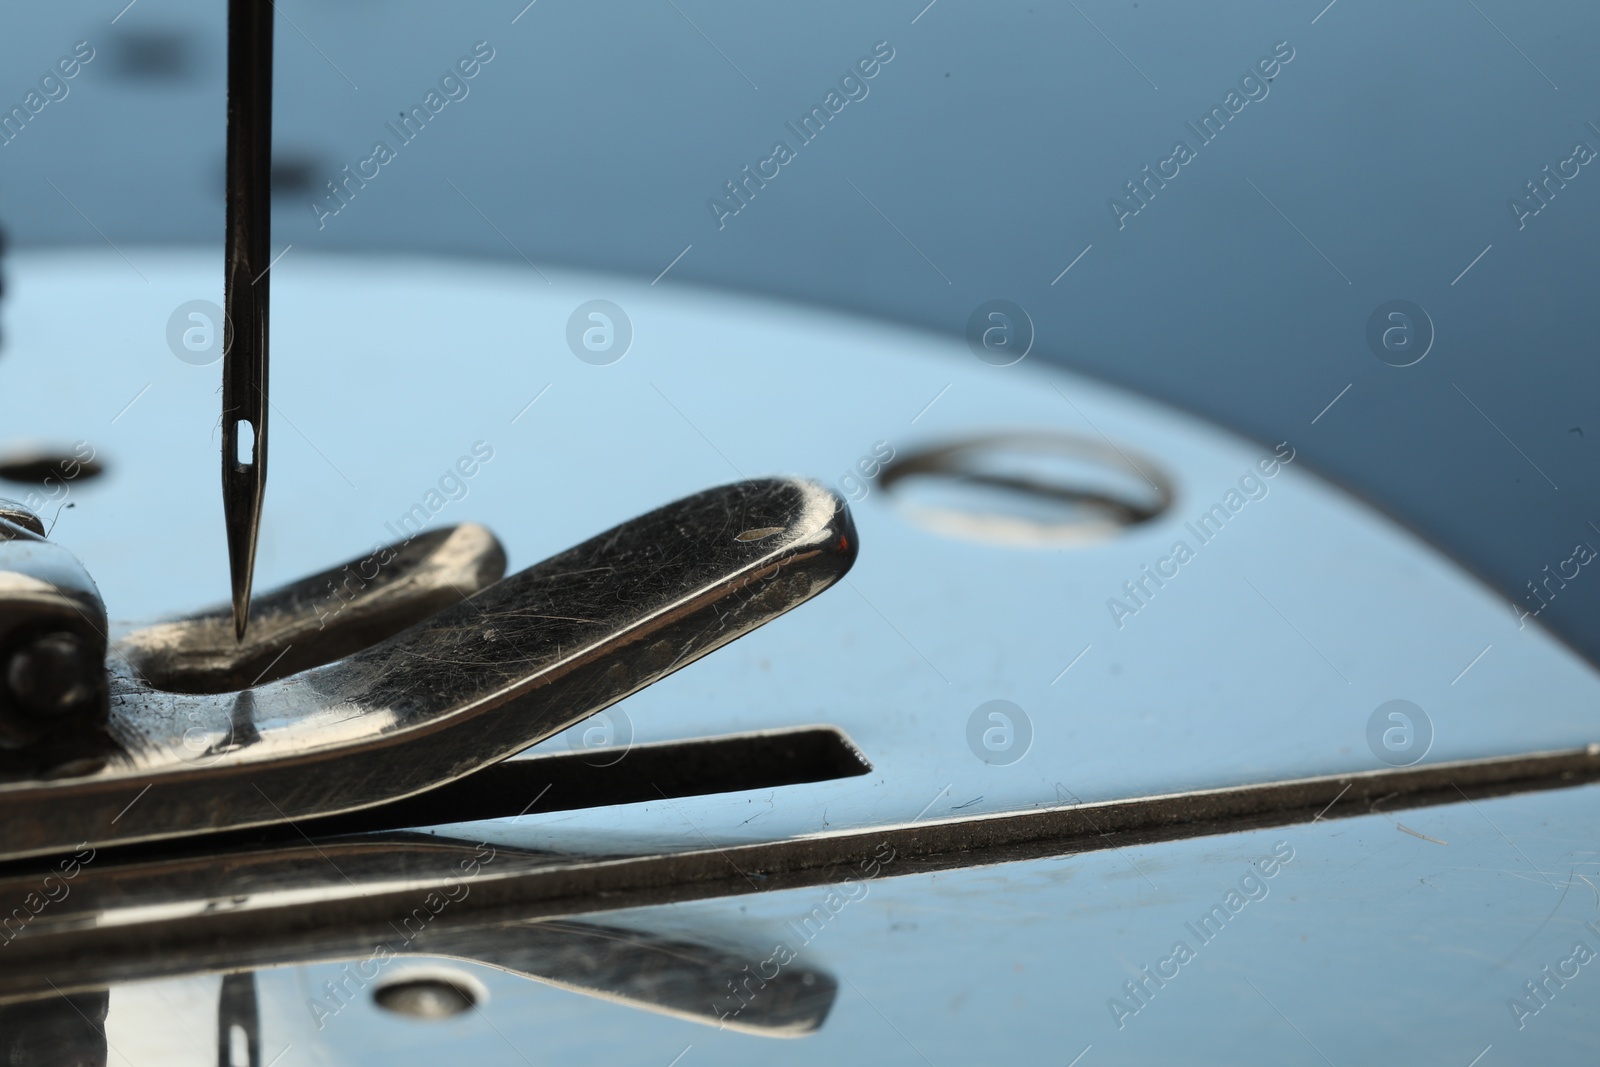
[222,0,273,642]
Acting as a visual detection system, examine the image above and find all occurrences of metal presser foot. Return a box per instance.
[0,477,857,860]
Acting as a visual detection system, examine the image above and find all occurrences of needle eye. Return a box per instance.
[234,419,255,468]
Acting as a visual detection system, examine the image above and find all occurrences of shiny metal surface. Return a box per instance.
[1,865,838,1038]
[219,0,274,641]
[14,784,1600,1063]
[0,476,856,859]
[0,501,45,539]
[121,523,506,694]
[376,786,1596,1066]
[878,431,1173,546]
[2,250,1598,1062]
[2,743,1595,1004]
[0,512,109,761]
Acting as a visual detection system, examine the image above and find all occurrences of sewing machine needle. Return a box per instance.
[221,0,273,642]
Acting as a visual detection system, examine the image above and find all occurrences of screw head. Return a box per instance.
[6,632,100,719]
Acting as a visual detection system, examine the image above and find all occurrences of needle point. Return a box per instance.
[222,0,272,646]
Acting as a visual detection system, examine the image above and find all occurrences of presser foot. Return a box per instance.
[0,477,857,860]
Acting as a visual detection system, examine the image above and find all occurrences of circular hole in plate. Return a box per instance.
[372,969,486,1020]
[0,446,105,486]
[879,431,1172,547]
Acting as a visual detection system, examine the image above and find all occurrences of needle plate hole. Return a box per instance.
[880,432,1172,547]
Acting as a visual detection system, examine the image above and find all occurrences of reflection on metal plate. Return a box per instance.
[2,250,1597,1063]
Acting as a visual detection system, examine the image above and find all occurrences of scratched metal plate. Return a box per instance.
[2,250,1598,1063]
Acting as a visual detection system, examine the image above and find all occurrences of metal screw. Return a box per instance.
[5,632,100,719]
